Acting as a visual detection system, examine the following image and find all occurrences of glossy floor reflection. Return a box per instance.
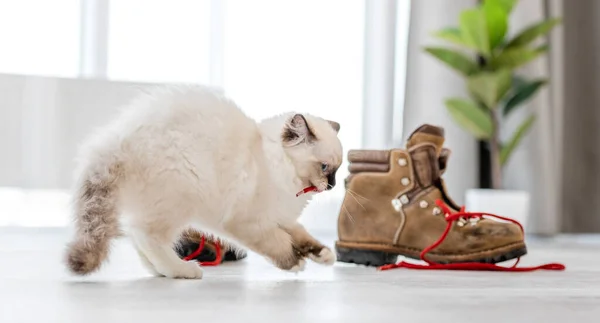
[0,228,599,323]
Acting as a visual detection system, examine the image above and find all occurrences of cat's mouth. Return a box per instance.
[296,185,319,197]
[296,179,328,197]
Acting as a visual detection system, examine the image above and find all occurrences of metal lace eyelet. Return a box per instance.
[391,199,402,211]
[399,195,409,204]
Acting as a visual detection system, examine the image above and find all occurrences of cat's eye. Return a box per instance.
[321,163,329,172]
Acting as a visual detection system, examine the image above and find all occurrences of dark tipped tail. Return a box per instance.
[65,162,121,275]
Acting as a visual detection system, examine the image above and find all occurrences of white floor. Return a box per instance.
[1,228,599,323]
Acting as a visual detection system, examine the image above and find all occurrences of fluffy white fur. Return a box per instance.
[65,86,342,279]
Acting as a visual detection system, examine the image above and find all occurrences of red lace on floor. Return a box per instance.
[378,200,566,272]
[183,235,223,266]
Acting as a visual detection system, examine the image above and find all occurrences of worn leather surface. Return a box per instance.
[348,150,390,164]
[348,162,389,173]
[339,149,414,244]
[337,124,525,260]
[397,188,523,255]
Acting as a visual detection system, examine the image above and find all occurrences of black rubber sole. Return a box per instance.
[336,247,399,267]
[336,245,528,267]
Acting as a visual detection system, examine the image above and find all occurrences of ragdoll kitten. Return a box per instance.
[65,86,342,279]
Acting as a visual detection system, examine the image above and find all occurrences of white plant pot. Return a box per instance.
[465,189,531,230]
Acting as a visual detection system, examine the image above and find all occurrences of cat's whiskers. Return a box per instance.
[327,183,358,225]
[342,203,356,225]
[346,189,367,211]
[346,188,370,203]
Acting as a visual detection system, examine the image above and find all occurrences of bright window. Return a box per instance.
[0,0,401,228]
[0,0,80,77]
[107,0,211,84]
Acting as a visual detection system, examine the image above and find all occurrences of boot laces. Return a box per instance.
[183,235,223,266]
[378,199,565,272]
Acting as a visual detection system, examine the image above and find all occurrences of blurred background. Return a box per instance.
[0,0,597,236]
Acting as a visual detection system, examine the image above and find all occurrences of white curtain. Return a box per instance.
[402,0,572,234]
[502,0,564,234]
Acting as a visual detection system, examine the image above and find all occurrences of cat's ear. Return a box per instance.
[327,120,340,133]
[282,114,316,146]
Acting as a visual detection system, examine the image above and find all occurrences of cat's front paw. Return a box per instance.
[309,247,336,265]
[273,255,306,273]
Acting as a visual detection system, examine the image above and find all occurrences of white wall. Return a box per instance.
[0,74,159,226]
[0,74,154,189]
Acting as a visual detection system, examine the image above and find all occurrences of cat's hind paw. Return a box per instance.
[158,261,204,279]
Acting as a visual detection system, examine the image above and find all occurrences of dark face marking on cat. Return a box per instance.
[326,170,337,189]
[324,164,339,190]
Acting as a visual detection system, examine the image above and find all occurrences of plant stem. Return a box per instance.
[489,110,502,189]
[475,53,492,189]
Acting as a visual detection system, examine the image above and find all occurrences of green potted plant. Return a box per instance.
[423,0,560,226]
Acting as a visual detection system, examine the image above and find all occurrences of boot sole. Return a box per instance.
[335,241,527,267]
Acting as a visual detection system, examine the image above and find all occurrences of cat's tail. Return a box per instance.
[65,156,123,275]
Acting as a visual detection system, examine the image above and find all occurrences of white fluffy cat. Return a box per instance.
[65,86,343,279]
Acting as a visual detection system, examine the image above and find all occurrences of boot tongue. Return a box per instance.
[406,124,445,156]
[405,124,446,189]
[406,124,461,211]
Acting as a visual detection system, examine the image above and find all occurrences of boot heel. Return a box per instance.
[336,246,398,267]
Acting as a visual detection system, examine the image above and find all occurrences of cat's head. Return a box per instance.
[281,113,343,192]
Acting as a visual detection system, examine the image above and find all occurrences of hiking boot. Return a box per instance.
[175,229,247,264]
[335,124,527,267]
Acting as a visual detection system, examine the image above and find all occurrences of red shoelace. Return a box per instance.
[184,235,223,266]
[378,200,566,272]
[296,186,318,197]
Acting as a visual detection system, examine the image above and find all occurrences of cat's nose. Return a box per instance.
[326,173,336,190]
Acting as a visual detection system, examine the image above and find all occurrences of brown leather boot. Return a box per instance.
[335,124,527,267]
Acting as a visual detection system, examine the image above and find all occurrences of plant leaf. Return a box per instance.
[535,43,550,52]
[467,70,512,109]
[445,98,493,139]
[459,9,490,55]
[424,47,479,76]
[488,46,545,70]
[500,115,536,165]
[503,79,547,116]
[485,0,518,14]
[433,27,471,47]
[511,75,528,89]
[483,0,508,49]
[505,18,561,48]
[499,74,529,107]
